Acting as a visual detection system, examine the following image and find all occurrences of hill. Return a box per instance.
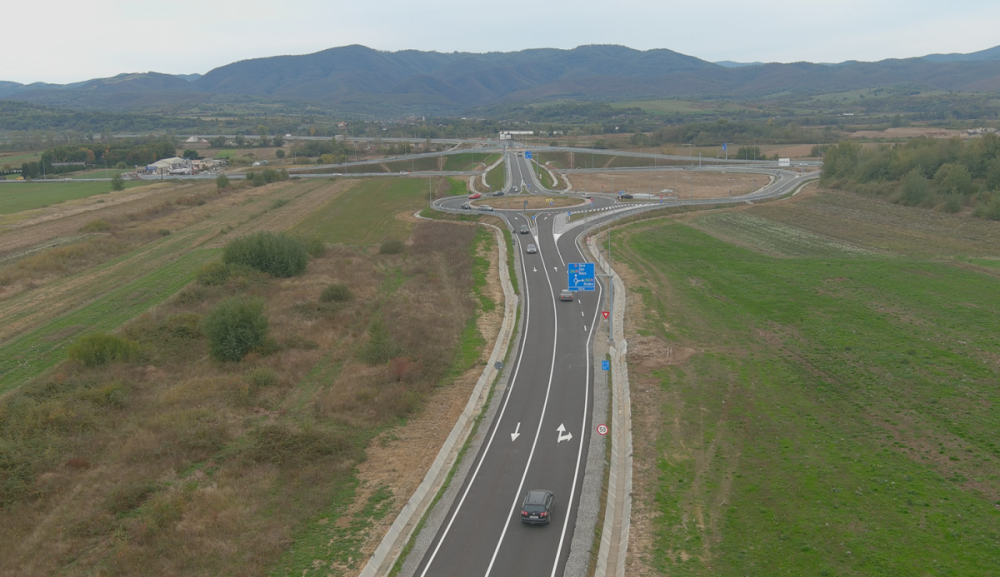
[2,44,1000,115]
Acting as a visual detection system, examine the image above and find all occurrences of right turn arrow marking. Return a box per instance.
[556,424,573,443]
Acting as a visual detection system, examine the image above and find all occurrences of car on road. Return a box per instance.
[493,190,504,196]
[519,225,529,234]
[583,193,591,199]
[468,192,481,199]
[461,202,471,209]
[520,490,554,524]
[526,244,537,254]
[478,205,494,212]
[559,289,574,301]
[619,193,633,199]
[399,171,410,175]
[510,186,519,193]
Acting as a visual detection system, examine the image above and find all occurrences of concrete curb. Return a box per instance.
[587,236,633,577]
[358,215,519,577]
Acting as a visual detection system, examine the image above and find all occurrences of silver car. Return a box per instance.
[478,205,495,212]
[526,244,537,254]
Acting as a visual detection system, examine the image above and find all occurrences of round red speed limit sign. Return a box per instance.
[597,424,608,436]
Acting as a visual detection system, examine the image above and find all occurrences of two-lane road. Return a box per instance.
[416,153,603,577]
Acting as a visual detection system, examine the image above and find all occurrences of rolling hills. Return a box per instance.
[1,43,999,115]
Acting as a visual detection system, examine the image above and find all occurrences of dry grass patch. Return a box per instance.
[567,170,768,199]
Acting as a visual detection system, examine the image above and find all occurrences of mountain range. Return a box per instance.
[2,44,999,115]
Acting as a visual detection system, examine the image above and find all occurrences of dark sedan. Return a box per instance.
[520,490,555,524]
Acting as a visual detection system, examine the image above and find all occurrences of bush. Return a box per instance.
[216,173,230,190]
[204,297,268,362]
[940,195,963,213]
[68,333,140,367]
[358,318,401,365]
[302,236,326,257]
[320,283,352,303]
[223,232,308,277]
[79,219,112,233]
[158,229,171,236]
[246,367,278,390]
[985,195,1000,221]
[196,261,231,285]
[379,239,405,255]
[110,173,125,192]
[250,172,266,187]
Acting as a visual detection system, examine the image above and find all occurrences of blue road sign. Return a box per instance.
[567,262,596,292]
[601,360,610,371]
[722,143,727,151]
[525,151,532,159]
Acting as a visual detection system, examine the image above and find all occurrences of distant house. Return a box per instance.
[146,156,192,175]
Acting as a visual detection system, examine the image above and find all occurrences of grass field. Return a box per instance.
[0,180,151,214]
[485,160,505,192]
[0,152,44,165]
[615,195,1000,576]
[292,178,432,244]
[442,152,500,172]
[0,176,502,577]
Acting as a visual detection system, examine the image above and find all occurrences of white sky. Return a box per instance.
[3,0,999,84]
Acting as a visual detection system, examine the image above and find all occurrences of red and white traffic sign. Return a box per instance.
[602,311,610,320]
[597,424,609,436]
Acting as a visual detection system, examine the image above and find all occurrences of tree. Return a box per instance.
[899,170,930,206]
[272,135,284,147]
[235,134,246,147]
[210,136,227,148]
[216,173,230,190]
[737,146,763,161]
[110,173,125,191]
[275,149,285,159]
[933,163,974,196]
[182,149,198,159]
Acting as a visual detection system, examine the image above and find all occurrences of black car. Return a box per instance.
[519,225,529,234]
[619,193,633,199]
[521,490,555,524]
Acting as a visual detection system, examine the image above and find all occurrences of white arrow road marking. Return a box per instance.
[557,424,573,443]
[533,267,537,272]
[553,267,558,271]
[581,311,584,317]
[511,422,521,442]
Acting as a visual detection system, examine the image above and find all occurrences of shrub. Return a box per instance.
[223,232,308,277]
[985,196,1000,221]
[105,480,160,516]
[68,333,140,367]
[158,229,171,236]
[940,195,963,213]
[320,283,352,303]
[79,219,112,233]
[379,239,405,255]
[358,318,401,365]
[110,173,125,192]
[216,173,230,190]
[302,235,326,257]
[271,198,289,209]
[204,297,268,362]
[196,261,231,285]
[246,367,278,390]
[251,172,266,187]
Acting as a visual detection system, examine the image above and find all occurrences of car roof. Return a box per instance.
[524,490,552,504]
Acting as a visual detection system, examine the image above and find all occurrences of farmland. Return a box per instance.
[0,175,506,577]
[613,189,1000,576]
[0,180,151,215]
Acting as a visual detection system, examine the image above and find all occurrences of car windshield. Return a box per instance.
[524,504,546,513]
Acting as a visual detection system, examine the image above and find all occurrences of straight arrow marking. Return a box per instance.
[511,422,521,442]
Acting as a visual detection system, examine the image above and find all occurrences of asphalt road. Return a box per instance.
[420,153,817,576]
[416,153,608,577]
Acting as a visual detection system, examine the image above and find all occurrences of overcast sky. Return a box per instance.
[4,0,999,84]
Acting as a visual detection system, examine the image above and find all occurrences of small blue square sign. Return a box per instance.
[601,360,610,371]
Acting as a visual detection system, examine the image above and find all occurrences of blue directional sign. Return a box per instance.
[567,262,595,292]
[601,360,610,371]
[722,143,727,151]
[525,151,532,159]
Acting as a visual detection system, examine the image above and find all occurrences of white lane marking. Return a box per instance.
[556,424,573,443]
[418,210,541,577]
[511,422,521,442]
[484,217,562,577]
[584,325,588,332]
[548,220,605,577]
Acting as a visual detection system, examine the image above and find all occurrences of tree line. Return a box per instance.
[821,134,1000,217]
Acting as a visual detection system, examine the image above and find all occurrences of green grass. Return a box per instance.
[0,152,44,166]
[0,180,150,215]
[0,248,217,393]
[442,152,500,172]
[621,220,1000,576]
[485,160,505,192]
[470,227,496,312]
[292,179,430,245]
